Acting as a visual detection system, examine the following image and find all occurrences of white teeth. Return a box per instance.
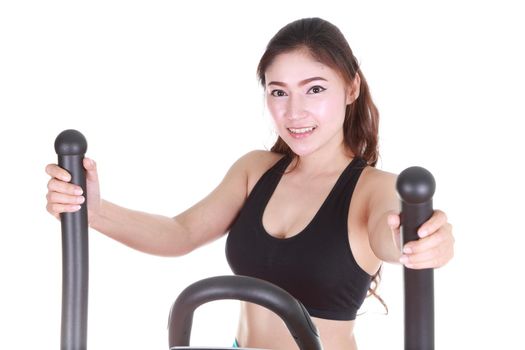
[288,127,315,134]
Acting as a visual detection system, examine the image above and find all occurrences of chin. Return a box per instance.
[286,144,316,157]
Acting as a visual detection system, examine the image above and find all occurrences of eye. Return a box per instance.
[270,89,287,97]
[308,85,326,94]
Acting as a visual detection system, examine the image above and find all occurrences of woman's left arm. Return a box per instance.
[366,170,455,269]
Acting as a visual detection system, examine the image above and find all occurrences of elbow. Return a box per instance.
[134,243,193,258]
[144,218,197,257]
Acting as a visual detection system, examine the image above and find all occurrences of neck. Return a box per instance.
[293,141,355,176]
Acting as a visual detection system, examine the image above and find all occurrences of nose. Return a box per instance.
[285,95,306,120]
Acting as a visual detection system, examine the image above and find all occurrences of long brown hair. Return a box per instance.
[256,17,386,313]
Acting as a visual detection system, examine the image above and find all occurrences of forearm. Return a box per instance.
[90,199,192,257]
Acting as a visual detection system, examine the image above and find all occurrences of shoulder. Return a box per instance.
[237,150,284,194]
[231,150,283,172]
[360,166,398,190]
[237,149,283,165]
[352,165,399,214]
[230,150,285,193]
[358,165,400,218]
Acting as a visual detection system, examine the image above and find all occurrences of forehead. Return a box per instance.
[265,49,342,84]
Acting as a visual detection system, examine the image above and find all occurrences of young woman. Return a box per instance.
[45,18,454,350]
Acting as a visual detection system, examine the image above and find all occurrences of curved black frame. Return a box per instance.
[167,275,322,350]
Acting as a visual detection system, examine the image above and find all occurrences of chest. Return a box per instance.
[262,171,367,239]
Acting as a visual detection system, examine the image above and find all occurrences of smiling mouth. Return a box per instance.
[287,126,316,134]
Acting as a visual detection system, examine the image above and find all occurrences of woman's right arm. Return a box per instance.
[46,153,254,257]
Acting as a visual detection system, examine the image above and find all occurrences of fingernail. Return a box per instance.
[77,196,85,204]
[74,188,83,195]
[419,229,428,237]
[73,205,81,211]
[403,246,412,254]
[399,255,409,264]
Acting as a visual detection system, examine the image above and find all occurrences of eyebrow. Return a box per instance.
[267,77,328,87]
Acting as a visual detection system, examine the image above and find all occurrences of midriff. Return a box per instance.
[235,302,358,350]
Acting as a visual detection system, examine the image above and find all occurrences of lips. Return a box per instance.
[286,126,317,138]
[287,126,316,134]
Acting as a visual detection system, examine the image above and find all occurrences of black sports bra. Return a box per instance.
[225,155,372,320]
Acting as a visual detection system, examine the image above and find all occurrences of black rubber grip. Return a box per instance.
[397,166,436,350]
[55,129,89,350]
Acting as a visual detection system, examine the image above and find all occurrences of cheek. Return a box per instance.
[266,99,286,122]
[313,97,346,123]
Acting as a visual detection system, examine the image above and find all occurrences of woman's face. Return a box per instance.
[264,49,355,157]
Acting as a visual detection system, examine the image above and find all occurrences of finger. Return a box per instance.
[83,157,99,182]
[401,246,438,267]
[47,178,83,196]
[387,213,402,249]
[45,163,71,182]
[401,249,453,269]
[402,224,452,254]
[387,213,400,229]
[83,157,93,170]
[417,209,448,238]
[400,240,454,269]
[46,202,82,215]
[393,229,402,251]
[46,191,85,205]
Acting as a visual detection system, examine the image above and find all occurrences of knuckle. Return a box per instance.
[442,227,454,244]
[437,231,446,244]
[50,192,62,203]
[437,244,446,258]
[436,209,447,222]
[434,209,448,222]
[51,203,61,213]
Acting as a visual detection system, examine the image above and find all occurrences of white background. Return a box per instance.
[1,1,524,349]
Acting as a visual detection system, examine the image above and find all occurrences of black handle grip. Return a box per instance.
[397,166,435,350]
[55,129,89,350]
[168,275,322,350]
